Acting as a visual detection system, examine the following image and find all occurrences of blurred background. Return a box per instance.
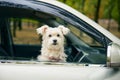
[58,0,120,38]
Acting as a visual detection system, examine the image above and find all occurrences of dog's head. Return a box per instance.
[36,25,70,49]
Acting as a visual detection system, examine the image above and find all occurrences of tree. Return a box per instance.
[63,0,66,3]
[106,0,115,30]
[94,0,101,23]
[81,0,85,14]
[13,18,22,37]
[18,18,22,31]
[13,18,17,37]
[117,0,120,32]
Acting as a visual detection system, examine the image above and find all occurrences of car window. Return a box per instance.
[0,0,107,65]
[7,16,106,64]
[68,24,103,47]
[10,18,41,45]
[0,9,106,64]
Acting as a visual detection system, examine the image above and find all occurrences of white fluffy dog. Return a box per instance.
[36,25,70,62]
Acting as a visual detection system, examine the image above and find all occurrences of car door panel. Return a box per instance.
[0,63,120,80]
[13,45,41,59]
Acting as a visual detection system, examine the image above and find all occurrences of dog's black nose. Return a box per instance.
[53,39,57,43]
[53,39,57,45]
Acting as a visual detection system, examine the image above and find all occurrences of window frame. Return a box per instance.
[0,18,14,57]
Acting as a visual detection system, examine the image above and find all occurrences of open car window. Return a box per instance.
[6,15,106,64]
[0,10,106,64]
[10,18,40,45]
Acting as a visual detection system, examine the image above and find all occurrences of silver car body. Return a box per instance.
[0,61,120,80]
[0,0,120,80]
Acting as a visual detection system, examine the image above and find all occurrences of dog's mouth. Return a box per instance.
[52,42,58,45]
[52,39,58,45]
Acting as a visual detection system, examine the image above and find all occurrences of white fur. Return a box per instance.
[36,25,70,62]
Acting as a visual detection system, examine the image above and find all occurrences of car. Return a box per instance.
[0,0,120,80]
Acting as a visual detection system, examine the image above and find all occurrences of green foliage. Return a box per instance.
[58,0,119,24]
[112,2,119,21]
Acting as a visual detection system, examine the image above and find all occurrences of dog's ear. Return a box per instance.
[58,25,70,35]
[36,25,49,35]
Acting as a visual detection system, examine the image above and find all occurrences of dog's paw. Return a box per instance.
[37,55,49,61]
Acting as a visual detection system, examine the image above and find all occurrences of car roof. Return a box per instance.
[0,0,120,44]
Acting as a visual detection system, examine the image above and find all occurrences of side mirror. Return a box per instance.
[107,43,120,67]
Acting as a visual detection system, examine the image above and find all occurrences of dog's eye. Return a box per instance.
[57,34,60,37]
[48,34,52,37]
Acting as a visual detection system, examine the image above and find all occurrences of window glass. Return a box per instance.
[10,18,41,45]
[67,24,103,47]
